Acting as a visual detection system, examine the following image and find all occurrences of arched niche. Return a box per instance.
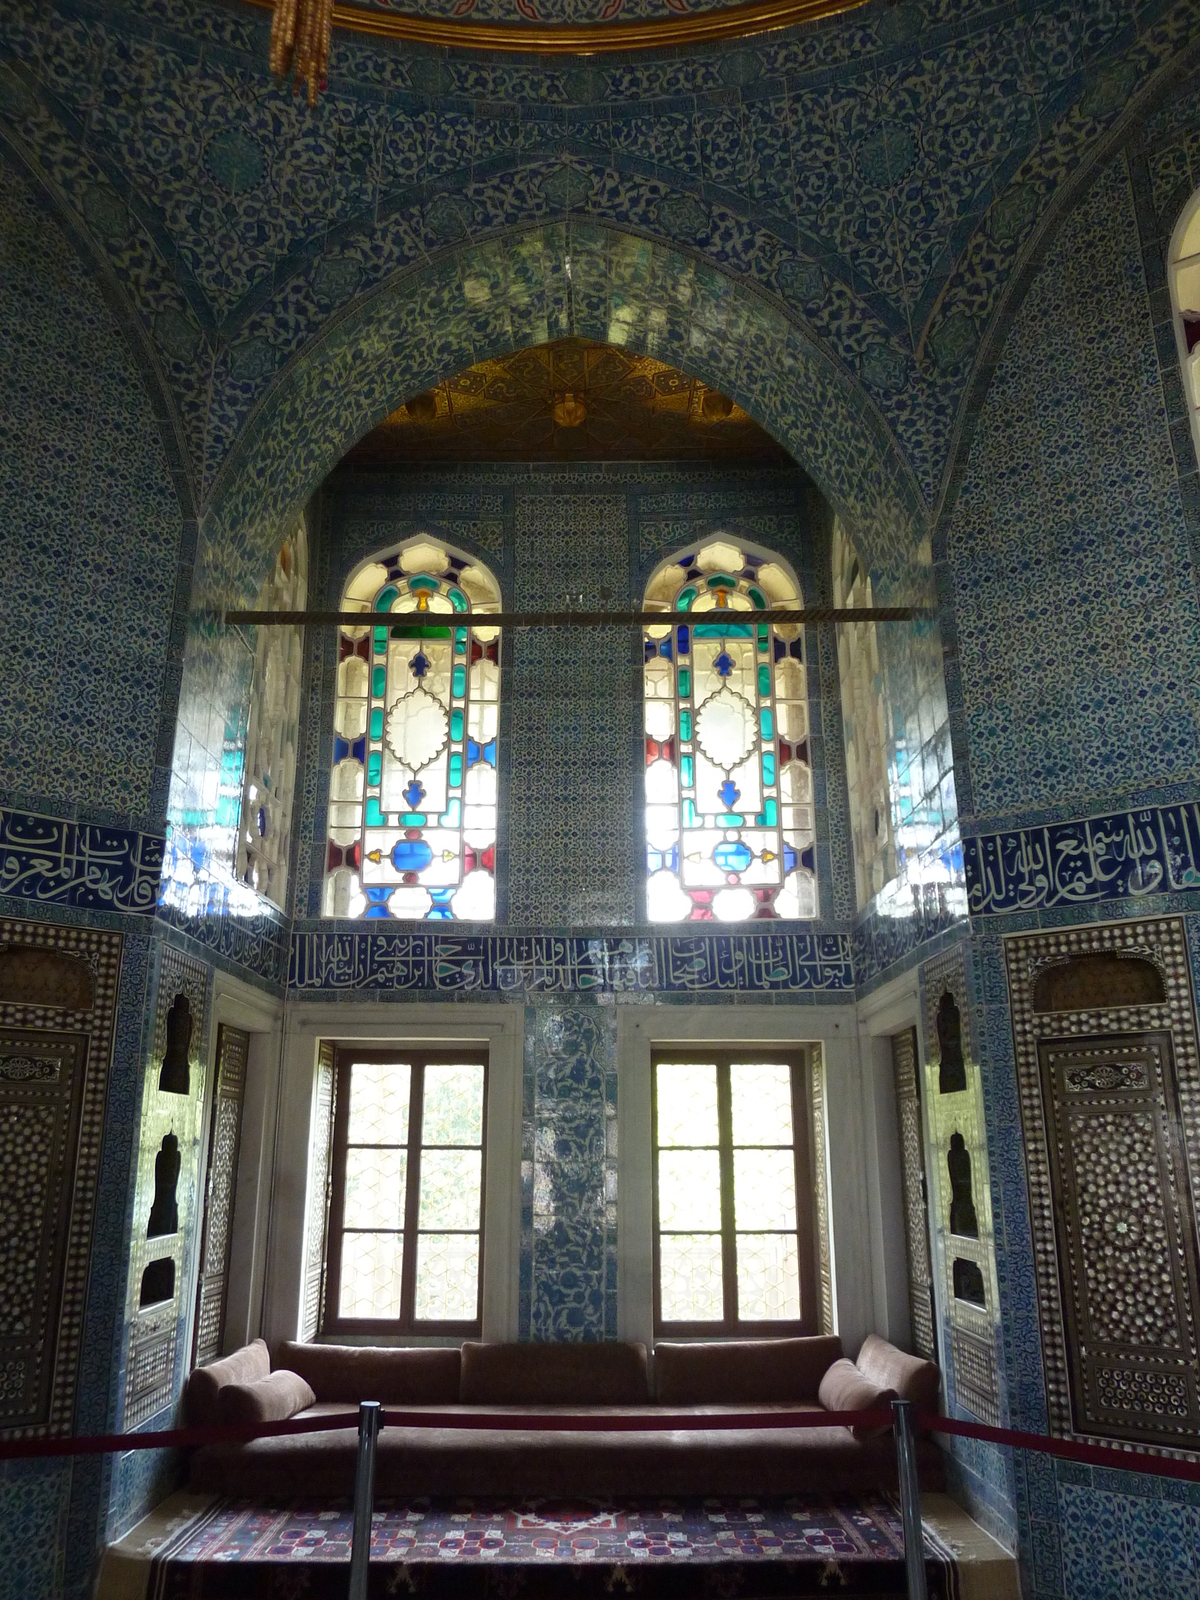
[1032,953,1165,1014]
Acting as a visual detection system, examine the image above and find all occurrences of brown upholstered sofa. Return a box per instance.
[187,1334,942,1499]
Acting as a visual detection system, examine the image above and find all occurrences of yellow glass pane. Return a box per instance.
[415,1232,480,1320]
[736,1233,800,1321]
[658,1149,722,1230]
[344,1148,406,1228]
[656,1062,718,1146]
[339,1232,403,1319]
[419,1148,482,1229]
[348,1063,411,1145]
[659,1233,723,1321]
[422,1063,484,1145]
[730,1063,794,1146]
[733,1148,797,1229]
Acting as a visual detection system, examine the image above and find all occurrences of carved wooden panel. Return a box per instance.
[1038,1032,1200,1442]
[0,919,121,1439]
[192,1025,249,1366]
[301,1040,336,1342]
[951,1326,1001,1427]
[891,1027,936,1360]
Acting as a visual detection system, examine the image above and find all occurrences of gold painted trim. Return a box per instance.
[242,0,866,55]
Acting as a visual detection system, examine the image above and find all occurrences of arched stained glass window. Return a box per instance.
[832,518,895,909]
[643,540,816,922]
[237,515,307,908]
[1169,189,1200,470]
[323,538,501,922]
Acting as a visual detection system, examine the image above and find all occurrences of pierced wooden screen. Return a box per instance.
[301,1040,336,1341]
[891,1026,936,1361]
[192,1024,249,1366]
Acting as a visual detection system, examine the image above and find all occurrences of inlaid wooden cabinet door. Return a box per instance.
[1038,1032,1200,1443]
[891,1026,936,1361]
[192,1025,249,1366]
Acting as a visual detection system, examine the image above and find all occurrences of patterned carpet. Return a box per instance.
[145,1495,961,1596]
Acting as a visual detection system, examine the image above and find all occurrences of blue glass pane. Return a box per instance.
[677,626,690,656]
[333,737,350,763]
[352,737,366,764]
[467,738,497,768]
[391,839,434,872]
[658,638,673,660]
[783,844,798,872]
[714,841,753,872]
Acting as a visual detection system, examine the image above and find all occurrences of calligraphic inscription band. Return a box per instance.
[0,808,163,914]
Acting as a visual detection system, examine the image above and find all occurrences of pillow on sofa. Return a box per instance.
[186,1338,271,1427]
[276,1342,461,1405]
[855,1334,940,1413]
[654,1337,844,1405]
[216,1370,316,1427]
[817,1358,896,1439]
[460,1342,649,1405]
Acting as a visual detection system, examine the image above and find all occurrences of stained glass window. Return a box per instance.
[653,1051,816,1333]
[236,516,307,908]
[325,1047,487,1333]
[643,540,816,921]
[1170,190,1200,470]
[323,539,501,921]
[832,518,895,909]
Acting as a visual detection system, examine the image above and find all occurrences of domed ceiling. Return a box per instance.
[342,338,792,465]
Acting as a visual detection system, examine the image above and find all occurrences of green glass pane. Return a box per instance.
[730,1062,794,1146]
[706,575,736,589]
[365,798,386,827]
[676,586,697,611]
[717,812,745,827]
[757,665,771,697]
[694,622,753,639]
[452,664,467,698]
[680,755,695,788]
[755,798,778,826]
[422,1063,485,1145]
[759,708,774,741]
[367,752,382,785]
[733,1148,797,1229]
[401,811,426,827]
[682,798,698,827]
[415,1233,479,1320]
[450,709,464,741]
[656,1061,718,1146]
[409,576,439,593]
[749,587,767,610]
[448,588,468,613]
[370,708,384,740]
[391,623,451,640]
[348,1061,411,1144]
[344,1147,407,1228]
[762,752,776,786]
[373,626,388,654]
[439,797,462,828]
[658,1234,723,1322]
[680,709,693,742]
[375,585,398,613]
[448,752,463,787]
[757,625,769,652]
[418,1148,482,1229]
[736,1233,800,1321]
[679,668,691,698]
[455,627,467,655]
[658,1148,721,1229]
[372,666,386,697]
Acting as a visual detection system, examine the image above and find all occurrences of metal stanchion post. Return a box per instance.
[892,1398,929,1600]
[348,1400,381,1600]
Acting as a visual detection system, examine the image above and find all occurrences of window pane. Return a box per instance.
[339,1232,403,1319]
[415,1232,480,1320]
[656,1062,718,1146]
[344,1148,406,1229]
[657,1149,722,1230]
[348,1062,410,1145]
[737,1233,801,1321]
[733,1148,797,1230]
[659,1234,723,1322]
[729,1062,793,1147]
[422,1063,484,1145]
[419,1148,482,1229]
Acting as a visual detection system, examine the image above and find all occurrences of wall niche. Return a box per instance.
[1033,952,1164,1013]
[139,1257,175,1307]
[146,1133,180,1238]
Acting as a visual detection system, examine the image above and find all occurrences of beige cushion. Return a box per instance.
[277,1342,461,1405]
[459,1342,649,1405]
[186,1339,271,1427]
[855,1334,940,1413]
[217,1370,316,1427]
[817,1358,896,1439]
[654,1337,843,1405]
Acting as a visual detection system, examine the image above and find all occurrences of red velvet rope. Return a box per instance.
[2,1405,1200,1481]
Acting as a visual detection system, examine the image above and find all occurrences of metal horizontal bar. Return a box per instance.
[224,607,924,629]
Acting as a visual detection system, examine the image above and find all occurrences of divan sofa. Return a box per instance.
[187,1334,941,1500]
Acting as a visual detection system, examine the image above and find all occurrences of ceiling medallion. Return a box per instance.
[254,0,866,81]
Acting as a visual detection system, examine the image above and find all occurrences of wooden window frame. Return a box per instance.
[651,1048,817,1338]
[323,1045,489,1337]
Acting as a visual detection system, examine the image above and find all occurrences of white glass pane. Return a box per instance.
[339,1232,403,1319]
[422,1063,484,1144]
[419,1149,482,1229]
[646,868,692,921]
[658,1149,722,1229]
[730,1063,794,1146]
[736,1233,800,1321]
[344,1148,406,1228]
[712,886,755,921]
[694,687,757,768]
[776,701,808,741]
[415,1232,480,1320]
[656,1062,718,1146]
[774,658,805,700]
[733,1149,797,1230]
[348,1063,411,1145]
[659,1234,723,1322]
[645,698,674,739]
[645,758,679,804]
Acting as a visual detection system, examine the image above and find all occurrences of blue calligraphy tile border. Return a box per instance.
[0,807,163,915]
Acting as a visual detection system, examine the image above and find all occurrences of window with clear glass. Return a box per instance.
[831,518,896,910]
[1170,190,1200,470]
[643,541,816,922]
[324,1049,487,1334]
[653,1051,816,1334]
[236,516,307,908]
[323,539,501,921]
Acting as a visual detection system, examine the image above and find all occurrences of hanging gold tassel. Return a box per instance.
[270,0,331,107]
